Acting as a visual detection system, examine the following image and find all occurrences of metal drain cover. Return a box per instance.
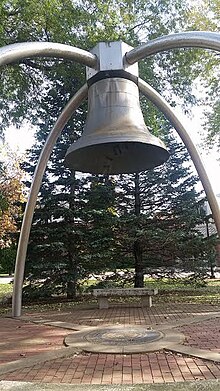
[84,326,163,345]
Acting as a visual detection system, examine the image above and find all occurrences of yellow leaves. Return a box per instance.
[107,206,118,216]
[186,0,219,31]
[0,148,26,247]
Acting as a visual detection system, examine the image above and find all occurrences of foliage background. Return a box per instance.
[0,0,219,297]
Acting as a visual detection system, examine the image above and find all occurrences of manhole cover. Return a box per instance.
[65,324,185,353]
[84,326,163,346]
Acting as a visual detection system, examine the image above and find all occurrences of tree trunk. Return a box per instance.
[134,239,144,287]
[67,253,78,299]
[67,279,77,299]
[134,173,144,287]
[66,169,78,299]
[210,263,215,279]
[134,173,141,216]
[206,219,215,279]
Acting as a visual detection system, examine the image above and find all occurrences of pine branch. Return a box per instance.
[21,59,52,71]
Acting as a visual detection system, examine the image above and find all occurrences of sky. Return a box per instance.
[5,125,35,154]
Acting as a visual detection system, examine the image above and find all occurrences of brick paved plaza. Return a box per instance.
[0,302,220,387]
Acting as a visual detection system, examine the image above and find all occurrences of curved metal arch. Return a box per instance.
[138,78,220,238]
[13,80,220,317]
[9,32,220,317]
[0,42,98,68]
[0,40,95,318]
[12,85,88,317]
[125,31,220,64]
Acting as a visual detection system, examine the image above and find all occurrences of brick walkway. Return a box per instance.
[2,352,220,385]
[21,302,220,326]
[0,303,220,385]
[178,318,220,352]
[0,317,71,365]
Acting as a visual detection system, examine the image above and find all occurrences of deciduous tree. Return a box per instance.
[0,147,25,247]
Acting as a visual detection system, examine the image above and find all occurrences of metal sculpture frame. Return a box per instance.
[12,85,88,317]
[0,32,218,317]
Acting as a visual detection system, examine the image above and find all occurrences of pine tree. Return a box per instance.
[12,0,218,298]
[114,130,207,287]
[81,175,118,276]
[23,91,90,298]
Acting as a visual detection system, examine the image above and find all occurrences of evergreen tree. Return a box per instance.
[23,96,90,298]
[82,175,118,276]
[0,1,217,297]
[114,130,207,287]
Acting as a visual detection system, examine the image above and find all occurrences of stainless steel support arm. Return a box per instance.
[125,32,220,64]
[138,78,220,241]
[0,40,95,317]
[125,30,220,250]
[7,32,220,317]
[0,42,98,68]
[12,85,88,317]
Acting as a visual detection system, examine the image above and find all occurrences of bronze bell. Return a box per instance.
[65,76,169,174]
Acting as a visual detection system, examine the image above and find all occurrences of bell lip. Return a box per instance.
[64,141,169,174]
[65,134,168,156]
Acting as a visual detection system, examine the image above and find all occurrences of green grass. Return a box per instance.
[206,279,220,286]
[143,277,220,303]
[0,276,219,316]
[82,276,220,307]
[0,283,13,313]
[0,283,13,298]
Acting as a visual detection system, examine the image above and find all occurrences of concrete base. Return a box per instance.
[141,296,152,307]
[98,296,153,309]
[1,380,220,390]
[98,297,109,309]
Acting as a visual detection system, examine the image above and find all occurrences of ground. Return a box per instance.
[0,278,220,390]
[0,301,220,388]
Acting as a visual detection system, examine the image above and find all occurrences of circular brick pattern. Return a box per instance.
[84,326,163,346]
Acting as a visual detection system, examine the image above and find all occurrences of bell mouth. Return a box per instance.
[65,141,169,174]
